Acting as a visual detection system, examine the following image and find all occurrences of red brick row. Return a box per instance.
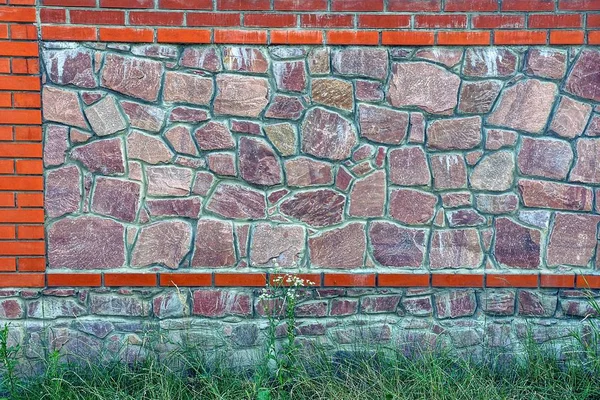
[38,26,594,45]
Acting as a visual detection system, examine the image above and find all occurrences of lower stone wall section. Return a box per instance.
[1,287,596,367]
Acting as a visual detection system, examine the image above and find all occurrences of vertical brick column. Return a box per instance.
[0,2,45,285]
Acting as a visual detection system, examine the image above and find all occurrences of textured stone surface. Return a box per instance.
[222,47,268,73]
[332,48,388,80]
[164,126,198,156]
[349,170,386,217]
[464,48,517,77]
[285,157,333,187]
[309,223,366,268]
[388,147,431,186]
[494,218,541,269]
[427,117,482,150]
[250,223,305,267]
[238,137,282,186]
[70,138,125,175]
[487,79,557,134]
[194,121,235,151]
[301,108,356,160]
[45,165,81,219]
[121,101,165,133]
[101,54,163,102]
[311,78,353,111]
[146,198,202,218]
[180,47,221,71]
[358,104,409,145]
[570,138,600,183]
[518,179,593,211]
[85,96,127,136]
[547,213,600,267]
[43,48,96,88]
[458,80,502,114]
[430,229,483,269]
[369,222,426,267]
[265,95,305,120]
[550,97,592,139]
[435,290,477,319]
[431,154,467,190]
[517,137,573,180]
[526,49,567,80]
[565,49,600,102]
[131,221,192,269]
[44,124,69,167]
[146,166,192,197]
[127,131,173,164]
[264,123,297,156]
[388,62,460,115]
[207,183,266,219]
[470,151,515,192]
[192,220,236,267]
[91,177,141,222]
[485,129,517,150]
[389,189,437,225]
[42,87,88,128]
[273,60,306,92]
[280,190,345,227]
[214,74,269,117]
[163,71,213,106]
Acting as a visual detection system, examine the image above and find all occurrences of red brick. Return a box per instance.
[378,273,429,287]
[15,159,42,174]
[324,274,375,287]
[0,241,44,255]
[0,59,8,73]
[487,274,538,288]
[187,12,240,26]
[70,10,125,25]
[17,225,44,239]
[9,58,27,74]
[14,126,42,141]
[332,0,383,11]
[0,225,15,239]
[214,273,266,286]
[576,275,600,289]
[388,0,441,11]
[0,110,40,124]
[472,14,525,28]
[494,29,547,44]
[10,24,36,39]
[17,193,43,207]
[40,8,66,23]
[42,0,95,5]
[100,0,153,8]
[541,274,575,288]
[301,14,354,28]
[0,209,43,222]
[559,0,600,9]
[0,258,16,272]
[0,42,37,56]
[0,25,6,39]
[358,14,410,28]
[0,126,11,141]
[159,0,211,9]
[129,11,184,26]
[244,13,296,27]
[270,29,323,44]
[99,27,154,42]
[589,14,600,26]
[41,26,97,41]
[431,274,484,288]
[382,30,435,45]
[269,273,321,287]
[529,13,582,28]
[437,30,490,44]
[214,29,267,43]
[415,14,467,28]
[326,30,379,45]
[156,28,211,43]
[502,0,555,10]
[217,0,270,10]
[0,143,41,157]
[0,92,9,107]
[0,159,11,173]
[159,273,212,286]
[550,29,585,43]
[17,257,45,272]
[0,6,37,22]
[445,0,498,10]
[104,273,157,287]
[589,30,600,43]
[0,273,44,287]
[0,193,13,206]
[0,176,42,191]
[12,92,40,108]
[274,0,327,10]
[47,273,102,287]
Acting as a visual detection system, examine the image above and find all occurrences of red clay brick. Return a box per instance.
[326,30,379,44]
[0,7,36,22]
[445,0,498,11]
[17,257,45,272]
[589,30,600,43]
[0,241,44,255]
[41,25,97,41]
[10,24,36,39]
[0,159,12,173]
[214,29,267,43]
[70,10,125,25]
[0,209,44,223]
[104,273,157,287]
[0,258,16,272]
[382,30,435,45]
[324,274,376,287]
[217,0,270,10]
[159,0,211,9]
[487,274,538,288]
[157,28,211,43]
[437,30,490,44]
[494,29,547,44]
[0,143,41,157]
[0,176,42,191]
[559,0,600,10]
[358,14,410,28]
[40,8,66,23]
[0,273,44,287]
[0,225,15,239]
[100,0,153,8]
[17,193,43,207]
[577,275,600,289]
[186,12,240,26]
[270,29,323,44]
[15,159,42,174]
[0,192,14,207]
[415,14,467,28]
[12,92,41,108]
[431,274,484,288]
[550,29,585,43]
[388,0,441,11]
[502,0,555,10]
[129,11,184,26]
[0,42,38,56]
[472,14,525,28]
[99,27,154,42]
[274,0,327,10]
[529,13,582,28]
[17,225,44,239]
[300,14,354,28]
[14,126,42,141]
[378,273,429,287]
[244,13,296,27]
[269,273,322,287]
[214,273,266,286]
[541,274,575,288]
[160,273,212,286]
[332,0,383,11]
[47,273,102,287]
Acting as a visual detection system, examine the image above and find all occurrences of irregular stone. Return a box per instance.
[250,223,305,267]
[70,128,91,144]
[131,221,192,269]
[415,48,463,67]
[214,74,269,117]
[518,210,551,229]
[43,48,96,88]
[164,126,198,156]
[270,47,306,59]
[70,137,125,175]
[222,47,268,73]
[430,154,467,189]
[402,296,434,316]
[361,295,401,314]
[44,124,69,167]
[231,120,262,135]
[547,213,600,267]
[442,192,471,208]
[207,153,236,176]
[586,114,600,137]
[163,71,213,106]
[388,62,460,115]
[487,79,557,134]
[84,95,127,136]
[207,183,266,219]
[465,150,482,166]
[518,290,556,317]
[120,101,165,133]
[194,121,235,151]
[146,197,202,218]
[267,189,289,204]
[435,290,477,319]
[408,113,425,144]
[475,194,519,214]
[464,48,517,77]
[90,294,148,317]
[430,229,483,269]
[358,104,409,145]
[127,131,173,164]
[470,151,515,191]
[153,292,189,319]
[238,137,282,186]
[130,44,176,59]
[355,80,383,101]
[273,60,306,92]
[81,91,103,105]
[180,47,221,72]
[28,298,85,319]
[518,179,593,211]
[494,218,541,269]
[45,165,81,219]
[264,123,296,156]
[458,80,502,114]
[550,96,592,139]
[369,222,426,267]
[348,170,386,217]
[192,220,236,267]
[91,177,140,222]
[146,166,192,197]
[308,47,330,75]
[169,106,209,123]
[482,290,515,316]
[570,138,600,183]
[330,299,358,316]
[517,137,573,180]
[485,129,517,150]
[280,189,345,227]
[526,48,567,80]
[332,48,388,80]
[426,117,482,150]
[192,290,251,317]
[309,223,366,268]
[285,157,333,187]
[192,171,214,196]
[565,49,600,102]
[311,78,353,111]
[447,209,486,227]
[301,107,356,160]
[389,189,437,225]
[48,216,125,269]
[74,320,114,338]
[335,166,352,191]
[101,54,163,102]
[42,87,88,129]
[265,95,305,120]
[353,144,374,162]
